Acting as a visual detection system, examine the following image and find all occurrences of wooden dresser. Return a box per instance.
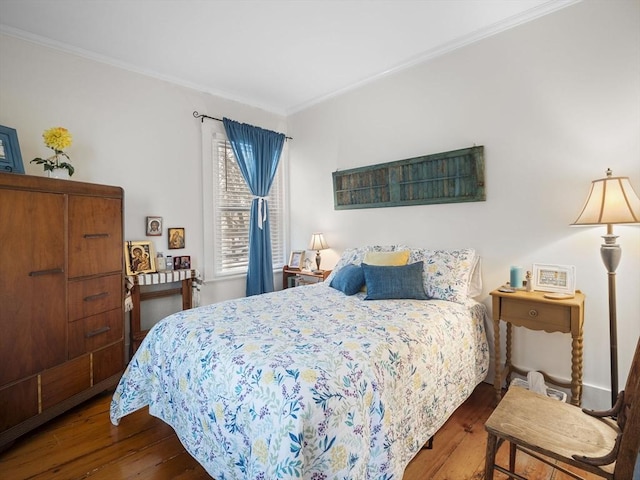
[0,173,125,449]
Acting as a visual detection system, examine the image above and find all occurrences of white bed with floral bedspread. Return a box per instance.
[110,246,489,479]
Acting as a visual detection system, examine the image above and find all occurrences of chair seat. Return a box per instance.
[485,386,620,476]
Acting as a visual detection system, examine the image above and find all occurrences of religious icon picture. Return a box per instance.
[124,241,156,275]
[168,227,185,249]
[146,216,162,236]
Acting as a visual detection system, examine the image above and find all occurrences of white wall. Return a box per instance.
[0,33,286,330]
[287,0,640,409]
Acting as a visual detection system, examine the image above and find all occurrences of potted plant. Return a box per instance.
[30,126,74,178]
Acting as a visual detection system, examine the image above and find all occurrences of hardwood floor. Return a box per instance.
[0,382,602,480]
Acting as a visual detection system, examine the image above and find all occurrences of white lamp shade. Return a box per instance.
[572,171,640,226]
[309,233,329,251]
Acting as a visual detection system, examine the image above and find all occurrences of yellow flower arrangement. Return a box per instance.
[43,127,72,152]
[30,127,75,176]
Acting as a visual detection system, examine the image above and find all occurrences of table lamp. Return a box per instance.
[572,168,640,406]
[309,233,329,272]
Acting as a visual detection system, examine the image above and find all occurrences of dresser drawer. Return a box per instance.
[68,273,122,321]
[41,355,91,411]
[0,377,38,431]
[93,342,124,384]
[502,299,571,332]
[68,308,123,359]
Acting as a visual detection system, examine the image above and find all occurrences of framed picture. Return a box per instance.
[180,256,191,269]
[0,125,25,174]
[168,227,185,249]
[532,263,576,294]
[124,241,156,275]
[288,250,305,270]
[146,216,162,236]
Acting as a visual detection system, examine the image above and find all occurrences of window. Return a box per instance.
[202,122,286,281]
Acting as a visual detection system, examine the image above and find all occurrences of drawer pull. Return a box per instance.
[528,309,538,318]
[86,326,111,338]
[29,268,64,277]
[84,233,110,239]
[84,291,109,302]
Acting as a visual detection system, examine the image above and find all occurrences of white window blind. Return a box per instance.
[207,129,285,279]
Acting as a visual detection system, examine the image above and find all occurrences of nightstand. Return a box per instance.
[128,269,196,356]
[282,266,331,289]
[490,288,585,406]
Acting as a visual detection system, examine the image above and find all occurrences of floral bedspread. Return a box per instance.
[110,283,488,479]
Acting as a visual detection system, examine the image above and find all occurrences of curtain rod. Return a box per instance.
[192,111,292,140]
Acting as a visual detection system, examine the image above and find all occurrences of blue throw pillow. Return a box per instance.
[330,263,365,295]
[362,261,429,300]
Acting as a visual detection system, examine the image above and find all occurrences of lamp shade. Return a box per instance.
[572,169,640,226]
[309,233,329,251]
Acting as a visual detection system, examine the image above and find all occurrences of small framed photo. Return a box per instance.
[288,250,305,270]
[532,263,576,294]
[146,216,162,236]
[173,256,182,270]
[168,227,185,249]
[0,125,25,174]
[124,241,156,275]
[181,256,191,269]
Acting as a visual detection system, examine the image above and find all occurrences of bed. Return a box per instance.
[110,245,489,479]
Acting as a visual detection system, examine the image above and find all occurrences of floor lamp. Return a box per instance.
[572,169,640,406]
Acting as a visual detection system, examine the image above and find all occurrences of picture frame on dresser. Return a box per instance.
[532,263,576,294]
[173,255,192,270]
[125,241,156,275]
[0,125,25,174]
[288,250,305,270]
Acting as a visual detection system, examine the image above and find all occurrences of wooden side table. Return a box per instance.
[282,266,331,289]
[128,269,196,356]
[490,288,585,406]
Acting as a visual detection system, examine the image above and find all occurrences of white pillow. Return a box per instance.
[408,248,479,304]
[468,256,483,298]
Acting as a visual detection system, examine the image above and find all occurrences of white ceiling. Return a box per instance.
[0,0,578,115]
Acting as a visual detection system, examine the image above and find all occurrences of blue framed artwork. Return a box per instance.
[0,125,25,174]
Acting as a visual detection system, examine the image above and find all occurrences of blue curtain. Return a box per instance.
[223,118,285,296]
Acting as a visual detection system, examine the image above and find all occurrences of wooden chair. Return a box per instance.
[484,338,640,480]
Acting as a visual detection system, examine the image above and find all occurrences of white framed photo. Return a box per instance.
[532,263,576,294]
[288,250,305,270]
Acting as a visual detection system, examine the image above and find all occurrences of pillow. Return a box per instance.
[362,262,429,300]
[325,245,410,284]
[468,256,483,298]
[329,263,365,295]
[363,250,410,266]
[408,248,478,303]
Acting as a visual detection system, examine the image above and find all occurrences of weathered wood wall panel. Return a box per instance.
[332,146,485,210]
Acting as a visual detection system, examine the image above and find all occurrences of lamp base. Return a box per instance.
[600,234,621,272]
[601,231,620,407]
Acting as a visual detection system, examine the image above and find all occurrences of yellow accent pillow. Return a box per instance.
[360,250,410,292]
[363,250,410,266]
